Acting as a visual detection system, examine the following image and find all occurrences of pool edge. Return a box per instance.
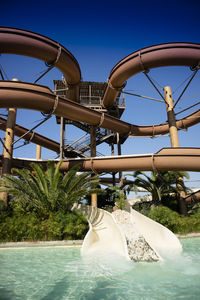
[0,240,83,249]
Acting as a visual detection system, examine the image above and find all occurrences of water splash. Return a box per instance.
[65,252,134,279]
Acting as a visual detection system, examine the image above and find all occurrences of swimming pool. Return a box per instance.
[0,238,200,299]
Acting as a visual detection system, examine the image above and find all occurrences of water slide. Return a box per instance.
[0,27,81,102]
[72,204,182,261]
[1,80,200,137]
[1,147,200,172]
[0,27,199,260]
[0,117,60,153]
[0,28,200,172]
[102,42,200,109]
[0,28,200,136]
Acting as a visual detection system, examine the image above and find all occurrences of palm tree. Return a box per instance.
[124,171,189,215]
[0,161,99,218]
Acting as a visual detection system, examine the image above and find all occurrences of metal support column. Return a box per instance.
[111,142,116,186]
[36,145,42,159]
[164,86,179,147]
[89,84,92,104]
[60,117,65,160]
[2,108,17,175]
[1,105,17,206]
[2,79,19,176]
[117,132,123,184]
[164,86,187,215]
[90,125,97,207]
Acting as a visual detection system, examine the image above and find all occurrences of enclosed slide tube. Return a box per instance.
[0,81,200,137]
[102,42,200,136]
[4,147,200,172]
[0,117,60,153]
[0,27,81,101]
[72,204,182,261]
[103,42,200,108]
[0,28,200,136]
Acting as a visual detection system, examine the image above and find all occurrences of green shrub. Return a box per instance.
[148,206,180,232]
[0,212,40,242]
[63,212,89,240]
[132,201,153,216]
[147,206,200,234]
[0,211,89,242]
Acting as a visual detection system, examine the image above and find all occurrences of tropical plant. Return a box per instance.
[0,210,89,242]
[147,206,200,234]
[0,161,100,218]
[110,186,127,210]
[124,171,190,214]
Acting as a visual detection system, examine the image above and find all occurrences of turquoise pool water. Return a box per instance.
[0,238,200,300]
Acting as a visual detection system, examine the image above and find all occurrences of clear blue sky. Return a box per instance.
[0,0,200,189]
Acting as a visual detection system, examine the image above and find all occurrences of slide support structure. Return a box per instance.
[90,125,98,207]
[1,107,17,205]
[36,145,42,160]
[164,86,179,147]
[60,117,65,160]
[164,86,187,215]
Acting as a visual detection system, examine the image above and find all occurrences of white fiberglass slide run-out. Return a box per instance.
[72,204,182,262]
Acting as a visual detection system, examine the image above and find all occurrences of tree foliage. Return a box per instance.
[0,162,100,241]
[124,170,189,206]
[0,210,88,242]
[110,186,126,210]
[147,206,200,234]
[0,162,99,218]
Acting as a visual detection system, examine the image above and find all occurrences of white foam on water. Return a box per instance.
[65,252,134,278]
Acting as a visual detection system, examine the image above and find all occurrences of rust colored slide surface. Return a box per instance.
[0,81,200,137]
[0,27,199,175]
[59,148,200,172]
[103,42,200,108]
[0,28,200,136]
[0,27,81,101]
[0,117,59,152]
[2,148,200,172]
[102,42,200,136]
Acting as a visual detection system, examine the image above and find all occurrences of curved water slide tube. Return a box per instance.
[102,42,200,136]
[2,148,200,172]
[0,28,200,136]
[0,81,200,137]
[0,117,60,153]
[0,27,81,101]
[0,27,199,172]
[103,42,200,107]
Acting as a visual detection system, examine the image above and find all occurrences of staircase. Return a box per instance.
[64,135,105,158]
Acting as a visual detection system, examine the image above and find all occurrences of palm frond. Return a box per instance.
[30,163,49,196]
